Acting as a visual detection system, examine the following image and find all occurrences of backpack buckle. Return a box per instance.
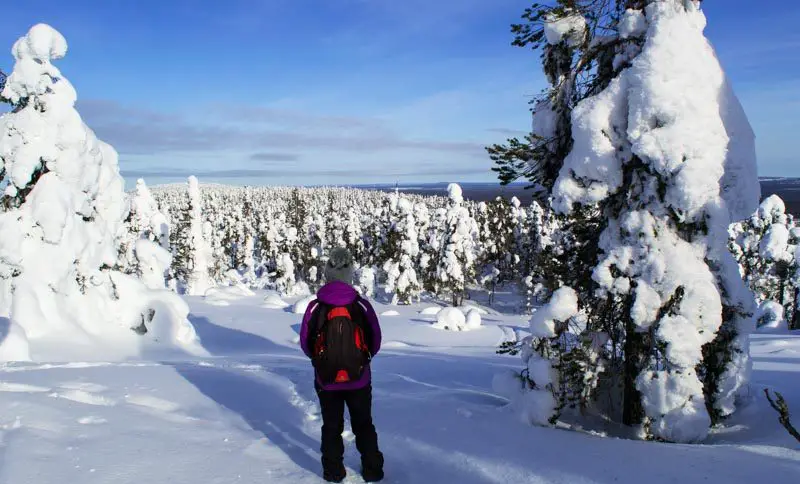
[327,307,351,321]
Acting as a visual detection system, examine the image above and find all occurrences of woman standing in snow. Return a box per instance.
[299,248,384,482]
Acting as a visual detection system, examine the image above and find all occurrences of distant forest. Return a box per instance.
[362,179,800,215]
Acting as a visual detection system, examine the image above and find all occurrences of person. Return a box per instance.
[299,248,384,483]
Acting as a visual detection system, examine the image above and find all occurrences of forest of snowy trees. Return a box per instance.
[137,177,800,338]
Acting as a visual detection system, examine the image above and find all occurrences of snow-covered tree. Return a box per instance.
[730,195,798,330]
[436,184,479,306]
[171,176,213,296]
[493,2,759,442]
[383,196,422,305]
[118,178,172,287]
[0,25,202,360]
[476,197,517,303]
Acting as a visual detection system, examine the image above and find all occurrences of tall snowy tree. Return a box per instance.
[492,1,759,442]
[0,25,202,359]
[172,176,213,296]
[383,195,422,305]
[436,184,479,306]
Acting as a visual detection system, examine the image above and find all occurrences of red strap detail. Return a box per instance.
[327,307,351,321]
[335,370,350,383]
[354,327,368,352]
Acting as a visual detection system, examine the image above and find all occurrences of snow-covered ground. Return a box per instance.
[0,291,796,483]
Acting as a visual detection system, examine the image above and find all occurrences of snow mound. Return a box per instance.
[380,310,400,317]
[0,317,31,361]
[292,295,317,314]
[465,309,482,329]
[420,306,443,316]
[204,285,254,306]
[758,301,788,332]
[261,292,289,309]
[382,341,410,348]
[491,370,524,401]
[460,302,491,315]
[432,307,479,332]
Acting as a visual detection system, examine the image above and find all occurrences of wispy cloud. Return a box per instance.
[487,128,528,137]
[122,165,490,180]
[81,99,486,157]
[249,152,302,162]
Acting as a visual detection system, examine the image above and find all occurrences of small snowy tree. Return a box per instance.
[0,25,202,359]
[730,195,797,328]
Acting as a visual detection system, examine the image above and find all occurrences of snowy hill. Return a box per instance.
[0,291,796,483]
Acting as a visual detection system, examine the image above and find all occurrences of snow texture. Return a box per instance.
[529,287,578,338]
[262,292,289,310]
[543,11,586,46]
[619,9,647,39]
[758,301,788,332]
[0,294,794,483]
[292,295,316,315]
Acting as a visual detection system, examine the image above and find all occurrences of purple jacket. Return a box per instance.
[300,281,382,391]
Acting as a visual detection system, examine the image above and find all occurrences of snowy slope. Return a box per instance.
[0,292,796,483]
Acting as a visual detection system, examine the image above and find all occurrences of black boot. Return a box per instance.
[361,452,384,482]
[322,458,346,483]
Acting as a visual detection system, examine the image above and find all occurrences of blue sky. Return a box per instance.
[1,0,798,187]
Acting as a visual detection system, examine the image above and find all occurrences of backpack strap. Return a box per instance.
[306,299,324,353]
[352,298,373,356]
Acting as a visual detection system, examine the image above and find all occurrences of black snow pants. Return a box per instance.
[316,383,384,480]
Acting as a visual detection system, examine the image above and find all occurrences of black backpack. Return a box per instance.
[311,301,371,385]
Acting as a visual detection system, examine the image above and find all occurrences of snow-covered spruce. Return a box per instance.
[170,176,214,296]
[382,195,422,305]
[556,1,758,442]
[436,184,479,306]
[0,25,203,360]
[118,179,173,290]
[493,1,759,443]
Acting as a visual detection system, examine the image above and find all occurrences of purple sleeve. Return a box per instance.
[299,300,319,358]
[358,298,382,356]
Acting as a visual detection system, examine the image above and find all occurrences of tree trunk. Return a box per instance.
[793,288,800,331]
[622,313,646,426]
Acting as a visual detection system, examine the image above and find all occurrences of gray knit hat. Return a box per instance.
[325,247,354,284]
